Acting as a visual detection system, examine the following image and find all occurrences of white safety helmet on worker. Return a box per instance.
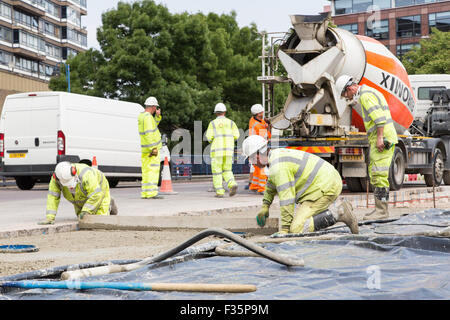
[214,103,227,113]
[54,162,78,189]
[145,96,159,107]
[242,135,268,159]
[336,75,355,97]
[251,104,264,116]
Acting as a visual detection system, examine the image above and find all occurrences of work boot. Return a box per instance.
[336,200,359,234]
[364,198,389,221]
[364,188,390,221]
[215,194,224,198]
[149,195,165,200]
[229,185,238,197]
[110,197,118,216]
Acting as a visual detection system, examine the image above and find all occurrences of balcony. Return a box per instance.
[9,0,45,16]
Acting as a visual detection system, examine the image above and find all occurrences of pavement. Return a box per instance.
[1,176,449,239]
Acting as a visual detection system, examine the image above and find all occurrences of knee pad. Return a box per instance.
[313,210,337,232]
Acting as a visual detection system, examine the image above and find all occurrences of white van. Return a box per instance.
[409,74,450,122]
[0,92,168,190]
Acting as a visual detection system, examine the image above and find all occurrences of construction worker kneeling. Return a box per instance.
[242,136,359,236]
[38,162,118,225]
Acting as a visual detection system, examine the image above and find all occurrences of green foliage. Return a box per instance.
[50,0,281,134]
[402,28,450,75]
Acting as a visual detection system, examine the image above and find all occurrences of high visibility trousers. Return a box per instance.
[211,156,237,196]
[141,151,160,198]
[284,172,342,234]
[369,145,395,189]
[74,188,111,217]
[249,165,267,193]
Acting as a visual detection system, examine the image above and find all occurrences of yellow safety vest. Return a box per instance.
[138,112,162,154]
[46,163,110,219]
[359,85,398,145]
[263,148,342,209]
[206,116,240,157]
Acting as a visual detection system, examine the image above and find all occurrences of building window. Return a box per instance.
[0,49,12,66]
[396,43,419,57]
[366,19,389,39]
[14,10,39,29]
[335,0,353,14]
[339,23,359,34]
[0,25,12,43]
[334,0,392,15]
[429,11,450,32]
[0,2,12,20]
[396,15,421,38]
[41,20,61,39]
[45,42,61,60]
[396,0,438,7]
[43,0,60,18]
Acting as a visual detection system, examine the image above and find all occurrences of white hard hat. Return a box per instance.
[242,135,268,159]
[251,104,264,115]
[55,162,78,188]
[214,103,227,113]
[336,75,354,97]
[145,96,159,107]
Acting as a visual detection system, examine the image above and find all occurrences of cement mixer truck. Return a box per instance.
[259,13,450,192]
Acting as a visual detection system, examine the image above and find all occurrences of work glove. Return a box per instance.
[256,204,270,227]
[150,148,158,157]
[38,216,55,225]
[78,211,89,220]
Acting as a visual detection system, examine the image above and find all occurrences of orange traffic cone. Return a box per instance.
[159,157,178,195]
[92,156,98,170]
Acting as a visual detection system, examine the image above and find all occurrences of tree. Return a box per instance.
[402,28,450,75]
[49,0,286,135]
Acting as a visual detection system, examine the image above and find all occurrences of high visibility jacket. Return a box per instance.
[359,85,398,145]
[263,148,342,210]
[249,117,271,140]
[46,163,110,219]
[138,112,162,154]
[206,116,240,157]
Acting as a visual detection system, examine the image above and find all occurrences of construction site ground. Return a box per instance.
[0,177,449,278]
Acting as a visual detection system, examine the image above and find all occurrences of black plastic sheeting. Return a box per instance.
[1,209,449,300]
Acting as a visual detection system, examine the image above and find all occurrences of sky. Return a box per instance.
[84,0,330,49]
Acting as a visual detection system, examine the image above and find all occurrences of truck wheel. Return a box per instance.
[345,177,363,192]
[443,171,450,185]
[15,177,36,190]
[389,147,405,191]
[425,149,444,187]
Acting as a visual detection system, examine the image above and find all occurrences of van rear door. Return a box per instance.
[3,95,58,166]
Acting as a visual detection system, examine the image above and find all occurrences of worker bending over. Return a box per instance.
[248,104,271,194]
[138,96,163,199]
[39,162,118,225]
[206,103,240,198]
[242,135,359,236]
[337,76,398,220]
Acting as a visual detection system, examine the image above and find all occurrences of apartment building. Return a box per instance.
[0,0,87,109]
[328,0,450,57]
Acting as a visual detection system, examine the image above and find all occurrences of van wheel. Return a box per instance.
[15,177,36,190]
[107,178,119,188]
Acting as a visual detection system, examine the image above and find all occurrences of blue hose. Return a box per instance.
[1,281,153,291]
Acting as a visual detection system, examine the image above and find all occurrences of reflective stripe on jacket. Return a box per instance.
[249,117,271,140]
[359,85,398,145]
[206,116,240,157]
[46,163,109,218]
[138,112,162,154]
[263,148,342,210]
